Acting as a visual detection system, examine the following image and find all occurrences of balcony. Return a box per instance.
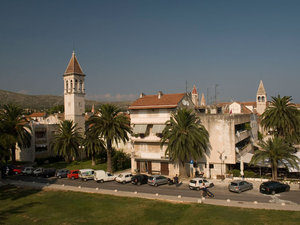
[235,130,250,144]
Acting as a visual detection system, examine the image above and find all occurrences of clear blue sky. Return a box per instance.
[0,0,300,103]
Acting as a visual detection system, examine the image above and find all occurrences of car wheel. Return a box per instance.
[154,183,158,187]
[189,186,193,190]
[100,179,104,183]
[84,178,87,182]
[71,177,75,180]
[285,186,290,192]
[46,175,49,178]
[122,181,126,184]
[271,190,276,195]
[15,172,18,175]
[238,190,241,194]
[59,175,62,179]
[196,187,200,191]
[137,181,141,186]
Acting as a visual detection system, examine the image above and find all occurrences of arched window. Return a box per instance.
[75,79,78,92]
[258,96,261,102]
[262,96,265,102]
[70,80,73,92]
[66,81,68,93]
[79,80,82,92]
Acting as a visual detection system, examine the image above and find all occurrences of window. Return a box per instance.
[209,164,214,169]
[258,96,261,102]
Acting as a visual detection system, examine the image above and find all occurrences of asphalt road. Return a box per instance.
[7,175,300,205]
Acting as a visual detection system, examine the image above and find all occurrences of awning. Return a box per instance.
[132,124,147,134]
[237,153,253,163]
[152,124,166,134]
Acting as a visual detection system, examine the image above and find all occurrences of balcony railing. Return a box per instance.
[235,130,250,144]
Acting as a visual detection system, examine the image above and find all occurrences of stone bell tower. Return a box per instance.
[256,80,267,115]
[63,51,86,133]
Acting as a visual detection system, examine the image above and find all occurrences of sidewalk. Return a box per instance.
[4,179,300,212]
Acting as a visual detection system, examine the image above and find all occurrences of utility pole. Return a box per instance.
[214,84,219,105]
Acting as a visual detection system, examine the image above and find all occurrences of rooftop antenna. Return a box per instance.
[185,80,188,94]
[73,41,75,54]
[207,88,209,105]
[214,84,219,104]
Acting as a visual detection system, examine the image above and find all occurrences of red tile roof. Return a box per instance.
[29,112,46,118]
[64,51,85,76]
[129,93,185,109]
[192,85,197,94]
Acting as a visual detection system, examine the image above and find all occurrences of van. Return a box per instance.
[94,170,116,183]
[79,169,95,181]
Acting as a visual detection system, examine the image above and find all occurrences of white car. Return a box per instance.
[94,170,116,183]
[189,178,214,190]
[115,173,133,184]
[22,167,34,175]
[33,167,43,176]
[79,169,95,181]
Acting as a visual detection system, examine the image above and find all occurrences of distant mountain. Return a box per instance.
[0,90,132,110]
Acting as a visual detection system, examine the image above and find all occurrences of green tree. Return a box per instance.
[250,137,299,180]
[52,120,82,163]
[87,104,131,173]
[0,104,31,162]
[160,108,209,177]
[261,95,300,142]
[83,128,106,166]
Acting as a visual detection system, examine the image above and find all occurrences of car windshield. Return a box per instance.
[148,176,154,181]
[118,174,123,178]
[231,182,238,186]
[190,180,197,184]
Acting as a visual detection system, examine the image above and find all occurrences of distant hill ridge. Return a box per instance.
[0,90,131,110]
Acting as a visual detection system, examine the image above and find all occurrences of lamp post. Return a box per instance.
[218,151,225,179]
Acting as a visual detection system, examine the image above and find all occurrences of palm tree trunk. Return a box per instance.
[179,161,188,178]
[271,162,278,181]
[106,139,112,173]
[11,146,16,163]
[91,152,96,166]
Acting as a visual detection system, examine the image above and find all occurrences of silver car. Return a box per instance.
[228,180,253,193]
[148,175,169,187]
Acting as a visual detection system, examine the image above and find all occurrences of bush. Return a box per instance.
[231,169,240,177]
[244,171,257,178]
[111,150,131,172]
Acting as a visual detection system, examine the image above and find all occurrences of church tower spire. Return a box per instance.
[256,80,267,115]
[191,85,199,107]
[63,51,86,133]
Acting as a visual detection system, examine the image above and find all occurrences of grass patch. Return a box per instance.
[41,160,107,171]
[1,185,300,225]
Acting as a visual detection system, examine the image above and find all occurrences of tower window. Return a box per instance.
[75,79,78,92]
[258,96,261,102]
[262,96,265,102]
[70,80,73,92]
[66,81,68,93]
[79,80,82,92]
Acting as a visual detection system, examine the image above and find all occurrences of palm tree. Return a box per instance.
[83,128,106,166]
[250,137,299,180]
[0,104,31,162]
[52,120,82,163]
[261,95,300,142]
[160,108,209,177]
[87,104,131,173]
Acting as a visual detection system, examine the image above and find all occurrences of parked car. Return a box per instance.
[148,175,169,187]
[79,169,95,181]
[33,167,44,176]
[67,170,79,180]
[42,168,56,178]
[189,178,214,190]
[13,165,24,175]
[22,167,34,175]
[131,174,148,185]
[55,169,69,178]
[228,180,253,193]
[260,181,290,195]
[94,170,116,183]
[115,173,133,184]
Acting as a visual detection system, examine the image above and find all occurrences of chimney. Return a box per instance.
[140,93,145,98]
[158,91,163,99]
